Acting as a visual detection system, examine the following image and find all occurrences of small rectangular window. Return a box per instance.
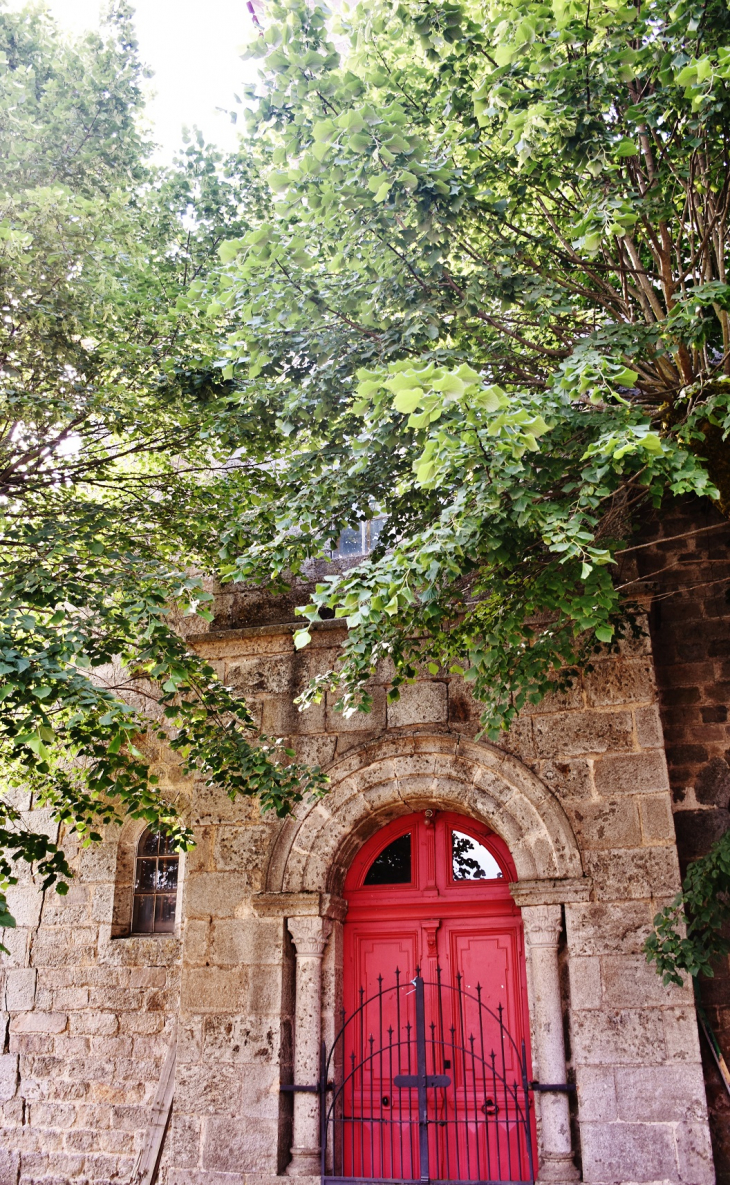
[132,828,180,934]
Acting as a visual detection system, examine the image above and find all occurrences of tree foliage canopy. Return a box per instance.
[0,0,325,940]
[4,0,730,981]
[203,0,730,980]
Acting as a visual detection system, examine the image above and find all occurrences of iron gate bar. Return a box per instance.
[321,970,535,1185]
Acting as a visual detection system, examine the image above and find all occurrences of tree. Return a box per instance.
[0,1,325,942]
[205,0,730,981]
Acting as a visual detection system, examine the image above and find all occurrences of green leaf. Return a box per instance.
[393,388,425,414]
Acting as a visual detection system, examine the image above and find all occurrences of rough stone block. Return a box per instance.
[185,873,253,919]
[69,1011,119,1037]
[9,1012,67,1035]
[247,964,284,1016]
[201,1116,279,1174]
[174,1062,276,1119]
[675,1118,716,1184]
[0,1055,18,1104]
[213,828,271,876]
[570,800,641,850]
[181,967,248,1014]
[325,687,386,732]
[202,1014,281,1065]
[226,656,293,697]
[582,846,680,900]
[568,957,602,1010]
[638,795,675,843]
[291,734,337,769]
[565,900,654,956]
[4,968,36,1012]
[206,918,284,969]
[614,1065,707,1123]
[260,693,326,737]
[575,1066,616,1122]
[593,750,670,796]
[90,883,115,923]
[0,1149,19,1185]
[663,1005,702,1063]
[570,1007,666,1065]
[538,758,593,801]
[633,704,665,749]
[163,1112,202,1169]
[4,885,42,928]
[580,1120,677,1182]
[584,658,654,707]
[532,710,634,757]
[78,842,118,882]
[600,955,687,1009]
[387,682,448,728]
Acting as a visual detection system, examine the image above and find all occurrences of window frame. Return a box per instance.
[131,827,181,936]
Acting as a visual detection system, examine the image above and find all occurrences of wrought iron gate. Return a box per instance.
[320,968,535,1185]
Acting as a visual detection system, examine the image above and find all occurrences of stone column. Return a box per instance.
[287,914,332,1176]
[521,904,579,1185]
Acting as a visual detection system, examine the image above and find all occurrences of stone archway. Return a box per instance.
[265,732,584,895]
[260,734,588,1183]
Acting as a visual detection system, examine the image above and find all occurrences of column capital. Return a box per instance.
[520,903,563,949]
[288,914,332,958]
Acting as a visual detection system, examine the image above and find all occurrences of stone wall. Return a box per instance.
[0,607,716,1185]
[0,810,182,1185]
[631,497,730,1182]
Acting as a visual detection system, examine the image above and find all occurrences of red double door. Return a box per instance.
[337,811,534,1184]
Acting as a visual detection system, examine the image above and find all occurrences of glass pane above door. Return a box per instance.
[364,832,412,884]
[452,830,503,880]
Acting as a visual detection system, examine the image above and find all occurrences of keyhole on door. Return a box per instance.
[382,1096,390,1108]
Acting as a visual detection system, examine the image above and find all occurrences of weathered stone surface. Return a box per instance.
[580,1121,678,1182]
[201,1116,279,1173]
[325,687,386,732]
[387,682,448,728]
[593,750,670,796]
[180,968,248,1014]
[0,597,715,1185]
[533,709,637,757]
[4,967,36,1011]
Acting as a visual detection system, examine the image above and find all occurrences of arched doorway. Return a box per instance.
[324,810,535,1184]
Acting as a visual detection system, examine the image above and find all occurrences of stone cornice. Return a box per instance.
[509,876,592,907]
[252,890,348,921]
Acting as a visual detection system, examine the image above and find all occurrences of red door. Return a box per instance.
[330,811,535,1183]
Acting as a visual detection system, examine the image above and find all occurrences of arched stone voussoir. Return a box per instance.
[266,733,583,894]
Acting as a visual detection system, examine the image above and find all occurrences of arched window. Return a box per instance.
[132,828,179,934]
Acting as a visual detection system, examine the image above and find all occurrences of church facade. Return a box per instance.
[1,500,729,1185]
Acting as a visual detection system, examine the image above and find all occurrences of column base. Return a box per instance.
[538,1150,581,1183]
[286,1147,321,1176]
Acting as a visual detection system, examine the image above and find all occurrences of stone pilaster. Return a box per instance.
[521,904,579,1185]
[286,914,332,1176]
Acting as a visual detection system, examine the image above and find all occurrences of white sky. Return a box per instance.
[7,0,261,161]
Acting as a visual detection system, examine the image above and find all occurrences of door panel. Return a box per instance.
[335,811,535,1184]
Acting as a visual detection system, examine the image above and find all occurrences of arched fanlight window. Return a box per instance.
[132,828,179,934]
[451,829,503,880]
